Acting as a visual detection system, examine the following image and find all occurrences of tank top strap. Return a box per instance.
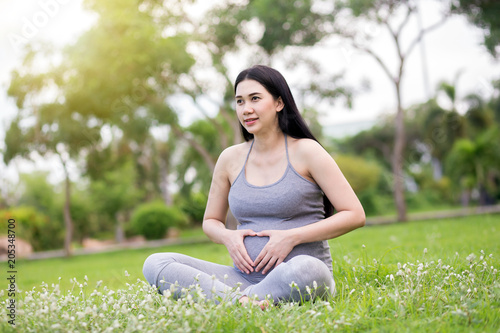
[285,134,290,164]
[243,139,254,168]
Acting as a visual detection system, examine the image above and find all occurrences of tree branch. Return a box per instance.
[352,41,396,84]
[405,14,449,59]
[185,91,229,149]
[396,3,414,38]
[171,125,216,172]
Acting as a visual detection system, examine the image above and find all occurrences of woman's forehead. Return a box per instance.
[235,79,267,97]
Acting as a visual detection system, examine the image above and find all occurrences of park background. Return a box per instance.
[0,0,499,331]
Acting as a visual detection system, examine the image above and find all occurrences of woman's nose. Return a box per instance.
[243,106,254,114]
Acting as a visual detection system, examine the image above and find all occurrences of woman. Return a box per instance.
[143,65,365,308]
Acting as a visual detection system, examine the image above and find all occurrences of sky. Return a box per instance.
[0,0,499,186]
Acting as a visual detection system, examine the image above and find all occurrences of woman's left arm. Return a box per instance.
[254,140,365,274]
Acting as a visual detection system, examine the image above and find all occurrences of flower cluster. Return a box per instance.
[0,249,498,332]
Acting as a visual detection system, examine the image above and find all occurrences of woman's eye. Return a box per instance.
[252,96,259,101]
[236,99,243,105]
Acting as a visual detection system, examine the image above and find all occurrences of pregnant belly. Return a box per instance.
[243,235,269,262]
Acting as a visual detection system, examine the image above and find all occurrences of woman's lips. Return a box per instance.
[245,118,258,125]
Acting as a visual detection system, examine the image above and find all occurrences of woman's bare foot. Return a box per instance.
[238,296,270,310]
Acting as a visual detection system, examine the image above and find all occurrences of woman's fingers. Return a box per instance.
[261,256,278,275]
[237,250,254,273]
[255,251,274,273]
[227,229,256,273]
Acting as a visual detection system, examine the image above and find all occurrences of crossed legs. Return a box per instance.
[143,252,335,304]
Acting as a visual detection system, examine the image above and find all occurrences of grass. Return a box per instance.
[1,215,499,332]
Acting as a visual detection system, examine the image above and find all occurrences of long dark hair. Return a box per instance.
[234,65,334,218]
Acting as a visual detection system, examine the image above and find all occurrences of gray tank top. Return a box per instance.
[228,135,333,278]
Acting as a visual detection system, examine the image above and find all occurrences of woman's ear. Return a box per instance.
[276,97,285,112]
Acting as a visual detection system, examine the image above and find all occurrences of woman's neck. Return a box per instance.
[252,129,285,153]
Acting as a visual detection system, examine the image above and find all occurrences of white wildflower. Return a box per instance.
[466,253,476,262]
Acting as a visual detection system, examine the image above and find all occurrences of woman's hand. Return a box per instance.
[253,229,297,274]
[222,229,257,274]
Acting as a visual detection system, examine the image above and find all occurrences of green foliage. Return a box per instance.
[130,201,188,240]
[176,118,223,196]
[334,154,382,193]
[247,0,332,54]
[0,206,64,251]
[446,127,500,203]
[452,0,500,57]
[177,191,208,225]
[90,160,142,219]
[17,172,57,214]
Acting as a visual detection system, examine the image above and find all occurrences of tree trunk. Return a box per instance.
[461,189,470,207]
[115,211,125,243]
[393,82,407,222]
[62,165,74,257]
[431,157,443,180]
[159,150,173,206]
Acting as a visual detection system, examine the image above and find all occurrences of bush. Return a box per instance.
[334,154,382,193]
[0,206,64,251]
[130,201,188,240]
[178,192,208,225]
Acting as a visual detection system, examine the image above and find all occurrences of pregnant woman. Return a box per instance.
[143,65,365,308]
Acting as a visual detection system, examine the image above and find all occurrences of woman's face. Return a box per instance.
[235,79,283,135]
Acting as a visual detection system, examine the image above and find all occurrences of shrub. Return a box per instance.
[130,201,188,240]
[0,205,64,251]
[179,191,208,225]
[334,154,382,193]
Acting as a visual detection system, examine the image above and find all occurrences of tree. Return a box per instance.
[4,0,198,253]
[325,0,449,221]
[452,0,500,57]
[446,127,500,205]
[90,160,143,243]
[414,77,467,180]
[5,47,101,256]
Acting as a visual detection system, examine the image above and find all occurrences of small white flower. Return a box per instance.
[125,270,130,277]
[466,253,476,262]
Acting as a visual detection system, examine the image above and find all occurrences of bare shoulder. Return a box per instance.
[216,141,252,183]
[289,137,329,161]
[288,137,331,183]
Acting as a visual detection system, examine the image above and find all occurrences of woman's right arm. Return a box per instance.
[202,148,256,274]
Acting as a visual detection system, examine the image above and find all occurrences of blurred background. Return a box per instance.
[1,0,499,256]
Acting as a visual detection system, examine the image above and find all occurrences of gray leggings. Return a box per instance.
[142,253,335,304]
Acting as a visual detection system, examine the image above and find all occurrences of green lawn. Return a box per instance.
[2,214,499,332]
